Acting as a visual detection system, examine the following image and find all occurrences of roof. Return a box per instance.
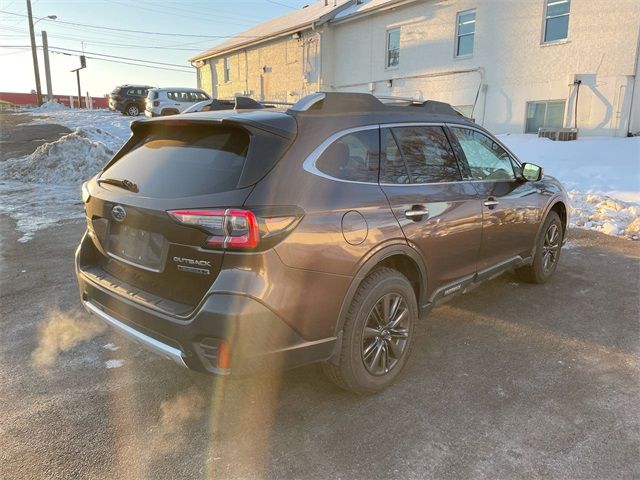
[189,0,353,62]
[333,0,416,21]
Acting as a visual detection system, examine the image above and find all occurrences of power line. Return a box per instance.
[0,10,262,38]
[48,46,193,68]
[0,44,195,73]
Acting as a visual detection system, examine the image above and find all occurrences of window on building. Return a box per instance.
[223,57,231,82]
[455,9,476,57]
[450,127,515,181]
[381,127,462,184]
[386,28,400,68]
[525,100,566,133]
[543,0,570,43]
[315,129,379,183]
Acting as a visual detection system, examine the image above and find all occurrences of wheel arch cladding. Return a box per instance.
[334,246,426,336]
[550,201,568,234]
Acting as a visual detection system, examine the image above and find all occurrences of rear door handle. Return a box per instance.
[484,199,499,208]
[405,208,429,220]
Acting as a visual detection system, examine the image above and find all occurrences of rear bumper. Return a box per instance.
[75,242,336,375]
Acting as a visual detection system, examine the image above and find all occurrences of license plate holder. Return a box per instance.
[107,224,167,272]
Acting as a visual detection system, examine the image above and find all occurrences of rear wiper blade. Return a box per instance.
[97,177,139,193]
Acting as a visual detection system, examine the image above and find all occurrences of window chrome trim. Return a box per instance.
[303,121,521,186]
[302,124,381,185]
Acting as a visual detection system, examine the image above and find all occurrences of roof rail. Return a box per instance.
[288,92,463,117]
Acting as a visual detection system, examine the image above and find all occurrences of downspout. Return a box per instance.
[244,49,249,95]
[627,23,640,136]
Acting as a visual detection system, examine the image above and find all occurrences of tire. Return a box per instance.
[125,104,139,116]
[516,211,563,284]
[321,267,418,394]
[161,109,179,116]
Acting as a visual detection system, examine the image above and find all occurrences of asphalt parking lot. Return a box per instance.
[1,215,638,479]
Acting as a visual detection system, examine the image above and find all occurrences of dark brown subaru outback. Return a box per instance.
[76,92,568,393]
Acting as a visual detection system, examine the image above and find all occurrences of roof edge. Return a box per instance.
[189,0,357,63]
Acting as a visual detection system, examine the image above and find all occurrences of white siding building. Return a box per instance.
[190,0,640,137]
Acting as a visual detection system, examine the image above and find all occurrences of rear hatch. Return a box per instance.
[80,116,295,313]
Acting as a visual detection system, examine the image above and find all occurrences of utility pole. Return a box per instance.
[26,0,43,105]
[41,31,53,102]
[71,55,86,108]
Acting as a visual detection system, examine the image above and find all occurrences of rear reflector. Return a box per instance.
[153,100,160,107]
[217,340,231,369]
[168,209,259,249]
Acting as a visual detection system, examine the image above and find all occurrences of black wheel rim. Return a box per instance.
[542,223,560,272]
[361,293,410,376]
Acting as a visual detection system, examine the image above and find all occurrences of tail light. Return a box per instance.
[168,208,299,250]
[153,100,160,107]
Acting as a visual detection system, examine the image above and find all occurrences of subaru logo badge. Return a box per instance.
[111,205,126,222]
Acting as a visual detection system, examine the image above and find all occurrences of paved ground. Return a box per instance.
[0,112,71,161]
[0,213,638,479]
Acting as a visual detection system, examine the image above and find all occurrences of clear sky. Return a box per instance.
[0,0,311,97]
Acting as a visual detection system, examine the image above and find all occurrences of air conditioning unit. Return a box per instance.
[538,128,579,141]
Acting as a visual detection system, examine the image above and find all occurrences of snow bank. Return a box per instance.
[0,127,116,184]
[29,100,67,112]
[499,134,640,239]
[498,134,640,202]
[0,109,132,242]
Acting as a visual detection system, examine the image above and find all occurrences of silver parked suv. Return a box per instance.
[145,87,210,117]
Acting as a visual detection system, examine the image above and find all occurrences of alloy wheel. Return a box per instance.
[542,223,560,272]
[361,293,410,375]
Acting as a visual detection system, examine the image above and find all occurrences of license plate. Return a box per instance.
[108,224,166,271]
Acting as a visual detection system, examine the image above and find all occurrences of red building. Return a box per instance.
[0,92,108,109]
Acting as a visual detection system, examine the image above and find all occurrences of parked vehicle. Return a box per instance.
[182,96,268,114]
[145,87,210,117]
[109,85,153,116]
[76,92,569,393]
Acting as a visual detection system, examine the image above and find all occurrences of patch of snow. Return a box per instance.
[105,359,125,369]
[0,109,131,242]
[499,134,640,239]
[28,100,67,112]
[0,128,115,184]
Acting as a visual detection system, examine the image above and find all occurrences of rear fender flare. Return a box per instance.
[334,243,427,338]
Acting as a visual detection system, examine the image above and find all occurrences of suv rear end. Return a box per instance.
[109,85,152,116]
[75,112,330,374]
[145,88,210,117]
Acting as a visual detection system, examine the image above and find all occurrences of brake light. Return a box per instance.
[153,100,160,107]
[168,209,259,249]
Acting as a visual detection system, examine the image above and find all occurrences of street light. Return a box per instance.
[34,14,57,25]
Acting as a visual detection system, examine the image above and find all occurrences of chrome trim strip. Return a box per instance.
[302,121,525,186]
[302,124,380,185]
[83,300,187,368]
[106,252,162,273]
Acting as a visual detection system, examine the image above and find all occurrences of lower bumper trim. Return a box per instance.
[83,300,187,368]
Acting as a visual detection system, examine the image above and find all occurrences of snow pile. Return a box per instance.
[499,134,640,239]
[0,109,132,242]
[569,193,640,238]
[29,100,67,112]
[0,127,115,184]
[498,134,640,202]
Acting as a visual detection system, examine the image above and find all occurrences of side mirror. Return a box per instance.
[521,163,543,182]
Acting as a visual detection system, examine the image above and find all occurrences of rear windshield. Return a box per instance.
[147,90,158,100]
[110,88,122,95]
[102,126,249,198]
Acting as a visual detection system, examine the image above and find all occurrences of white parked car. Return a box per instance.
[145,88,210,117]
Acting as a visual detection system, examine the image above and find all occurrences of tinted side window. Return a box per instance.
[167,92,175,100]
[380,128,409,184]
[315,129,379,183]
[388,126,461,183]
[450,127,515,180]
